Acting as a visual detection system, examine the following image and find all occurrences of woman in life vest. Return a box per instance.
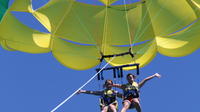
[77,80,122,112]
[112,73,161,112]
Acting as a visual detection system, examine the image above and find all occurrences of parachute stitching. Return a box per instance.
[0,37,49,53]
[50,57,116,112]
[102,5,109,54]
[156,18,200,47]
[72,8,101,51]
[165,0,200,34]
[122,0,154,64]
[136,39,154,54]
[50,0,75,50]
[167,18,199,36]
[162,8,199,35]
[133,0,153,43]
[178,18,200,34]
[123,0,133,50]
[135,0,170,41]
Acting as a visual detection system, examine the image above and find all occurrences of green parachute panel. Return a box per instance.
[0,0,9,22]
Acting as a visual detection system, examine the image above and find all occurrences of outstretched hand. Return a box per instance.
[154,73,161,78]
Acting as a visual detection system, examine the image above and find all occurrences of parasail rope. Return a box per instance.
[50,57,116,112]
[122,0,139,64]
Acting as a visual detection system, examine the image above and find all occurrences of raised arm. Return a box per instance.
[77,90,102,96]
[138,73,161,88]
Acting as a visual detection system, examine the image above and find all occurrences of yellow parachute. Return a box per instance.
[0,0,199,70]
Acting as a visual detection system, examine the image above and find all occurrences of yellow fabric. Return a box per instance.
[146,0,198,36]
[124,82,139,91]
[156,0,200,57]
[0,40,15,51]
[102,3,156,70]
[52,37,101,70]
[109,1,144,10]
[157,19,200,57]
[0,3,50,53]
[9,0,33,12]
[105,40,157,70]
[34,1,153,46]
[193,0,200,7]
[104,90,114,95]
[0,0,199,70]
[33,0,76,33]
[130,3,155,44]
[132,82,138,88]
[103,90,116,99]
[187,0,200,17]
[98,0,118,6]
[100,89,118,109]
[132,82,139,91]
[33,1,157,70]
[100,2,155,47]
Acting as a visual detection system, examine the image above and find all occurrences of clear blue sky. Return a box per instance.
[0,0,199,112]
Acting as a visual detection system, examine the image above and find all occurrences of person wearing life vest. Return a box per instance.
[77,80,122,112]
[112,73,161,112]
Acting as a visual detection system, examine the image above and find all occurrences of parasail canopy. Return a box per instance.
[0,0,199,70]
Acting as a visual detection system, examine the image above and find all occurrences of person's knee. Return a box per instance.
[134,101,140,105]
[133,99,140,105]
[101,106,108,112]
[123,101,130,109]
[110,105,116,109]
[109,105,117,111]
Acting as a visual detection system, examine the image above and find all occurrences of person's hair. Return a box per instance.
[103,80,113,88]
[126,73,137,79]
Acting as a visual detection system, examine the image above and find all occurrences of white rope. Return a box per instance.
[50,57,116,112]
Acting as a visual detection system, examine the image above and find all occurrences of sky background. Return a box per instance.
[0,0,200,112]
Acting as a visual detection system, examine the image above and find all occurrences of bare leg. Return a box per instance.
[121,100,130,112]
[132,98,142,112]
[101,106,108,112]
[109,104,117,112]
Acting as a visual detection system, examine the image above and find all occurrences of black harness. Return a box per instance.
[100,90,117,105]
[123,84,139,99]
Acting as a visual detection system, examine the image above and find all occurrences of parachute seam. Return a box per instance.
[50,0,75,50]
[161,3,199,36]
[72,8,101,51]
[122,0,133,51]
[133,0,170,53]
[102,5,108,54]
[157,18,200,47]
[133,0,153,43]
